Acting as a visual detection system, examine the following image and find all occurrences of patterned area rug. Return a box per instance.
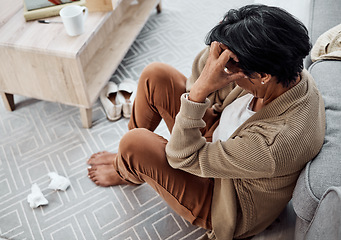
[0,0,256,239]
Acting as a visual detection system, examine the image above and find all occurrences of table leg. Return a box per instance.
[1,92,15,111]
[156,1,162,13]
[80,107,92,128]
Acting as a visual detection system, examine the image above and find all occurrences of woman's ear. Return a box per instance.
[249,72,272,85]
[259,72,272,84]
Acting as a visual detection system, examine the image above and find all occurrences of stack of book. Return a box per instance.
[23,0,86,21]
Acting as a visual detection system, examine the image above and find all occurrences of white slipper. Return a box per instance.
[117,79,137,119]
[100,82,122,121]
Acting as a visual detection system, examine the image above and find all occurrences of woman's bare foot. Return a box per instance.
[88,165,129,187]
[87,151,117,166]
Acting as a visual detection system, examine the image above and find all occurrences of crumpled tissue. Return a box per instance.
[48,172,70,191]
[27,183,48,208]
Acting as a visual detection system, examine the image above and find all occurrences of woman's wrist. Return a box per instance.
[188,81,209,103]
[188,91,206,103]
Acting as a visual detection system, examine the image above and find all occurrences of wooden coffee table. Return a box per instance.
[0,0,161,128]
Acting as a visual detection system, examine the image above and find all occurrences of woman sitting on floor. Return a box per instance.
[87,4,325,240]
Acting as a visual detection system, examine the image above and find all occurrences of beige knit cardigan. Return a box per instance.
[165,47,326,239]
[311,23,341,62]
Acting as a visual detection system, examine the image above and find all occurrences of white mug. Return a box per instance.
[59,5,88,36]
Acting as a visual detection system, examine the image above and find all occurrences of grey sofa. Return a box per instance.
[252,0,341,239]
[291,0,341,239]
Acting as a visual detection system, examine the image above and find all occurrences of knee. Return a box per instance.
[118,128,167,166]
[142,62,170,77]
[139,62,174,87]
[119,128,152,156]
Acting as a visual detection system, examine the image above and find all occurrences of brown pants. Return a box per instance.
[114,62,220,230]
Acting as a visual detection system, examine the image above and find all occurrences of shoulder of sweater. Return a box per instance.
[229,71,323,138]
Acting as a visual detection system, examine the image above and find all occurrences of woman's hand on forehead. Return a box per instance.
[188,42,246,103]
[214,42,239,63]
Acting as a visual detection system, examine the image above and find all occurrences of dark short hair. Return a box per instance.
[205,4,311,87]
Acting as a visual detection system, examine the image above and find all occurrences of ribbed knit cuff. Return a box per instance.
[179,93,210,119]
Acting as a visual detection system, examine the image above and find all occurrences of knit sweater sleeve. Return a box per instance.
[165,94,276,179]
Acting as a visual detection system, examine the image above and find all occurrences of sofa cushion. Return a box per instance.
[309,0,341,45]
[304,0,341,68]
[292,60,341,222]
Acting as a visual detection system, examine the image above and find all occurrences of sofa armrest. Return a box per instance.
[292,59,341,238]
[305,186,341,239]
[307,60,341,197]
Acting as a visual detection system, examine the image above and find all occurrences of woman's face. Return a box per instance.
[224,60,265,98]
[235,73,266,98]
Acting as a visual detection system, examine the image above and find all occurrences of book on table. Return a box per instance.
[23,0,86,21]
